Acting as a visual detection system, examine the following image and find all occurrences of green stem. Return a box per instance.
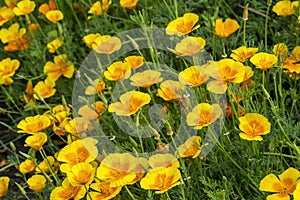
[125,186,137,200]
[265,2,271,51]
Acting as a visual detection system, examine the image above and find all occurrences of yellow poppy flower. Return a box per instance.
[166,13,200,36]
[17,115,51,134]
[83,33,101,48]
[35,156,56,174]
[0,57,20,85]
[238,113,271,141]
[50,178,86,200]
[124,55,144,70]
[78,101,106,120]
[46,10,64,23]
[130,70,163,88]
[0,6,15,26]
[250,52,278,70]
[44,54,74,82]
[178,65,209,87]
[33,79,56,99]
[5,0,16,9]
[260,167,300,199]
[230,46,258,62]
[47,38,62,53]
[273,43,288,57]
[53,118,70,136]
[91,35,122,54]
[175,36,206,57]
[19,159,35,174]
[85,78,105,95]
[108,91,151,116]
[67,162,95,186]
[214,18,240,38]
[177,136,201,158]
[0,176,10,197]
[24,132,47,150]
[27,175,46,192]
[206,59,248,94]
[96,153,140,187]
[88,1,102,18]
[38,0,56,15]
[283,46,300,73]
[57,138,98,173]
[148,153,179,169]
[88,181,122,200]
[157,80,185,101]
[0,23,26,44]
[120,0,139,10]
[186,103,223,129]
[140,166,181,194]
[272,1,299,16]
[104,61,131,81]
[13,0,35,16]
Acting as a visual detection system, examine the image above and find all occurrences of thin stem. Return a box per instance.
[125,186,137,200]
[265,2,271,51]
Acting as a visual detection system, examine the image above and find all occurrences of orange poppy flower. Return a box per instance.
[43,54,74,82]
[205,59,247,94]
[230,46,258,62]
[17,115,51,134]
[175,36,206,57]
[186,103,223,129]
[120,0,139,10]
[57,138,98,173]
[166,13,200,36]
[157,80,185,101]
[260,167,300,199]
[178,65,209,87]
[283,46,300,73]
[104,61,131,81]
[19,159,35,174]
[35,156,56,174]
[0,58,20,85]
[89,181,122,200]
[67,162,95,187]
[38,0,56,15]
[0,177,10,197]
[27,175,46,192]
[85,78,105,95]
[124,55,144,70]
[24,132,47,150]
[148,153,179,169]
[50,178,86,200]
[33,79,56,99]
[214,18,240,38]
[250,52,278,71]
[0,6,15,26]
[91,35,122,54]
[177,136,201,158]
[3,36,28,52]
[108,91,151,116]
[5,0,16,9]
[272,1,299,16]
[47,38,62,53]
[13,0,35,16]
[96,153,141,187]
[78,101,106,120]
[130,70,163,88]
[46,10,64,23]
[140,166,181,194]
[238,113,271,141]
[0,23,26,44]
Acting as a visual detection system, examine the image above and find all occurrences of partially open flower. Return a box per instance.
[50,178,86,200]
[230,46,258,62]
[177,136,201,158]
[67,162,95,187]
[166,13,200,36]
[272,1,299,16]
[238,113,271,141]
[24,132,47,150]
[186,103,223,129]
[27,175,46,192]
[104,61,131,81]
[108,91,151,116]
[46,10,64,23]
[17,115,51,134]
[33,79,56,99]
[130,70,163,88]
[175,36,206,57]
[157,80,185,101]
[214,18,240,38]
[89,181,122,200]
[0,6,15,26]
[124,55,144,70]
[120,0,139,10]
[19,159,36,174]
[178,65,209,87]
[0,176,10,197]
[13,0,35,16]
[250,52,278,71]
